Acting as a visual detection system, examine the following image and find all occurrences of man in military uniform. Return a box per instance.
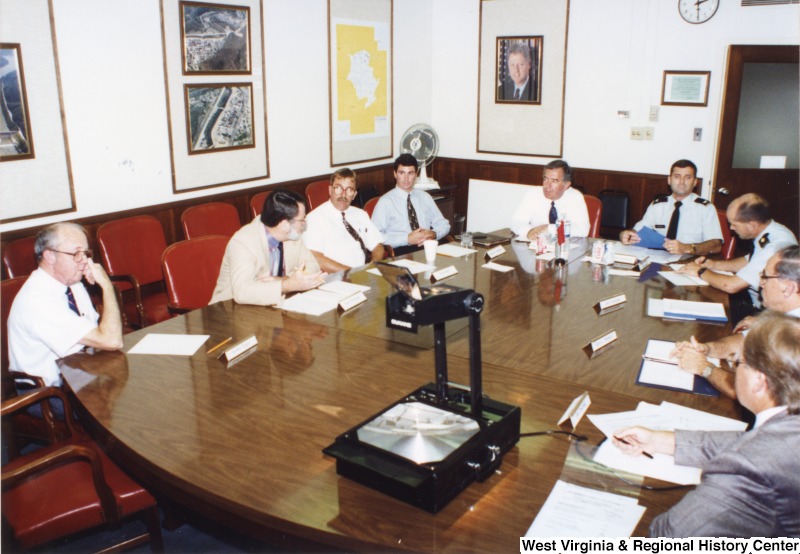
[620,159,722,256]
[678,193,797,314]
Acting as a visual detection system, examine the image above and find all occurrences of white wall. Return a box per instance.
[2,0,797,232]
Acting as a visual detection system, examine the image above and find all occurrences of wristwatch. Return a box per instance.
[701,366,714,379]
[690,243,697,255]
[697,267,707,278]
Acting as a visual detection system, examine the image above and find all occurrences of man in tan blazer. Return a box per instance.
[211,189,326,306]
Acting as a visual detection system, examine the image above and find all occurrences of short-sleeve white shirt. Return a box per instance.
[633,193,723,244]
[8,268,99,386]
[736,220,798,306]
[510,186,590,238]
[304,201,384,268]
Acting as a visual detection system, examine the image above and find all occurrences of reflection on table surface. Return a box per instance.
[58,234,742,551]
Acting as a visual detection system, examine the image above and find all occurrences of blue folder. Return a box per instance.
[636,226,666,250]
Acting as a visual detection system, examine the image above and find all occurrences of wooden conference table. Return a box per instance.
[58,235,741,551]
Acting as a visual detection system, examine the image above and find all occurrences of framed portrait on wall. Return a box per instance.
[184,83,254,154]
[495,36,542,104]
[0,44,35,161]
[180,1,251,75]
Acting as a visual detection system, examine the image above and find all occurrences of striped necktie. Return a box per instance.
[407,195,419,230]
[66,287,80,316]
[342,212,371,264]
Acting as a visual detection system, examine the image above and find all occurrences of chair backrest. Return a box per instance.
[181,202,241,239]
[161,235,228,311]
[717,208,737,260]
[2,276,28,378]
[305,180,330,211]
[354,185,379,209]
[2,237,37,279]
[363,197,380,218]
[598,189,629,229]
[583,194,602,239]
[96,215,167,290]
[249,191,272,219]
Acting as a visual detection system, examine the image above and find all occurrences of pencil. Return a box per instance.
[206,336,233,355]
[613,435,654,459]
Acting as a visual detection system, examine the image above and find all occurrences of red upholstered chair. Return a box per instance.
[364,197,380,218]
[717,208,737,260]
[305,180,330,211]
[2,387,164,552]
[2,236,37,278]
[249,191,272,219]
[162,235,228,313]
[181,201,241,239]
[96,215,172,328]
[583,194,603,239]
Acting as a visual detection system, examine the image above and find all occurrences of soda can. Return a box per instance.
[536,234,546,254]
[592,240,605,263]
[592,264,603,282]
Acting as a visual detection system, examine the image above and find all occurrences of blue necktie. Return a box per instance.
[66,287,80,316]
[548,201,558,224]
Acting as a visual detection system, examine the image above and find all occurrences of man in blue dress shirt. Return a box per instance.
[371,154,450,255]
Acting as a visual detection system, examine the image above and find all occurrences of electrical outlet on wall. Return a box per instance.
[630,127,643,140]
[693,128,702,141]
[643,127,654,140]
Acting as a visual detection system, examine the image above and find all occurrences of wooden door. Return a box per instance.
[713,45,799,235]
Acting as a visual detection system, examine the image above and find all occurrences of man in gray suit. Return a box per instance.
[613,311,800,538]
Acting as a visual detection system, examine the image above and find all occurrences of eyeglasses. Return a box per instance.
[759,271,782,282]
[290,218,307,227]
[726,357,749,371]
[50,249,93,262]
[331,184,357,196]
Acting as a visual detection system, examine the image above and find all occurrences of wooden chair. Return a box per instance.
[305,180,330,211]
[249,191,272,219]
[717,208,737,260]
[2,387,164,552]
[583,194,603,239]
[162,235,228,313]
[2,236,37,278]
[364,197,380,218]
[181,201,241,239]
[96,215,172,329]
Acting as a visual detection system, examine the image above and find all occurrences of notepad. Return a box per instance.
[647,298,728,323]
[636,339,721,396]
[658,271,707,286]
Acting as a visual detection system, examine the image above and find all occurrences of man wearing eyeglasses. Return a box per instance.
[211,189,325,307]
[8,222,123,389]
[304,168,385,273]
[671,245,800,399]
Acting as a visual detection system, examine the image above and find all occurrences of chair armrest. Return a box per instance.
[167,304,191,315]
[383,245,395,259]
[109,274,146,328]
[1,443,121,520]
[1,387,80,439]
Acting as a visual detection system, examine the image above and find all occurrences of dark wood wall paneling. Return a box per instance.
[1,159,676,279]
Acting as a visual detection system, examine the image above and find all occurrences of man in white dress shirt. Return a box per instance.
[304,168,385,273]
[621,159,722,256]
[8,222,123,388]
[510,159,590,240]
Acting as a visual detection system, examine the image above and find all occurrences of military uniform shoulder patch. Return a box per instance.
[694,197,710,206]
[758,233,770,248]
[652,195,670,205]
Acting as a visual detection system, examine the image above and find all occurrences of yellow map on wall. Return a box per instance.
[336,24,387,136]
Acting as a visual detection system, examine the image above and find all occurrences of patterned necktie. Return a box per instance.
[666,201,682,240]
[548,201,558,224]
[407,194,419,230]
[514,88,521,100]
[66,287,80,316]
[270,242,284,277]
[342,212,371,264]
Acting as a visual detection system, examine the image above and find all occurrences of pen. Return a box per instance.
[642,355,677,365]
[614,435,654,459]
[206,337,233,355]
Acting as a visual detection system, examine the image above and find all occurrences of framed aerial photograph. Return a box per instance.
[184,83,254,154]
[0,43,35,161]
[495,36,542,104]
[661,70,710,107]
[180,1,251,75]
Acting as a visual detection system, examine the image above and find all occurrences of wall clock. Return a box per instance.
[678,0,719,24]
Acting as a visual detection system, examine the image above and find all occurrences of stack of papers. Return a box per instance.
[647,298,727,322]
[637,339,721,396]
[436,243,477,257]
[281,281,370,316]
[615,243,683,265]
[587,401,746,485]
[525,480,646,537]
[658,271,707,286]
[128,333,210,356]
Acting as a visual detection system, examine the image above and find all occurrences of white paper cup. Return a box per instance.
[423,239,438,263]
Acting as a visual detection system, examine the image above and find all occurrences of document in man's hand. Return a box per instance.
[636,226,666,250]
[636,339,720,396]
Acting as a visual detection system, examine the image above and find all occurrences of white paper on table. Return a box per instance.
[658,271,707,286]
[615,243,683,265]
[525,480,646,538]
[127,333,210,356]
[281,289,345,316]
[659,401,747,432]
[639,359,695,391]
[389,259,436,274]
[318,281,370,295]
[587,409,676,439]
[608,268,640,277]
[662,299,726,321]
[436,243,478,257]
[482,261,514,273]
[593,440,702,485]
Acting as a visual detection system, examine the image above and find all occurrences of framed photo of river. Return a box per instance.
[180,2,251,75]
[184,83,254,154]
